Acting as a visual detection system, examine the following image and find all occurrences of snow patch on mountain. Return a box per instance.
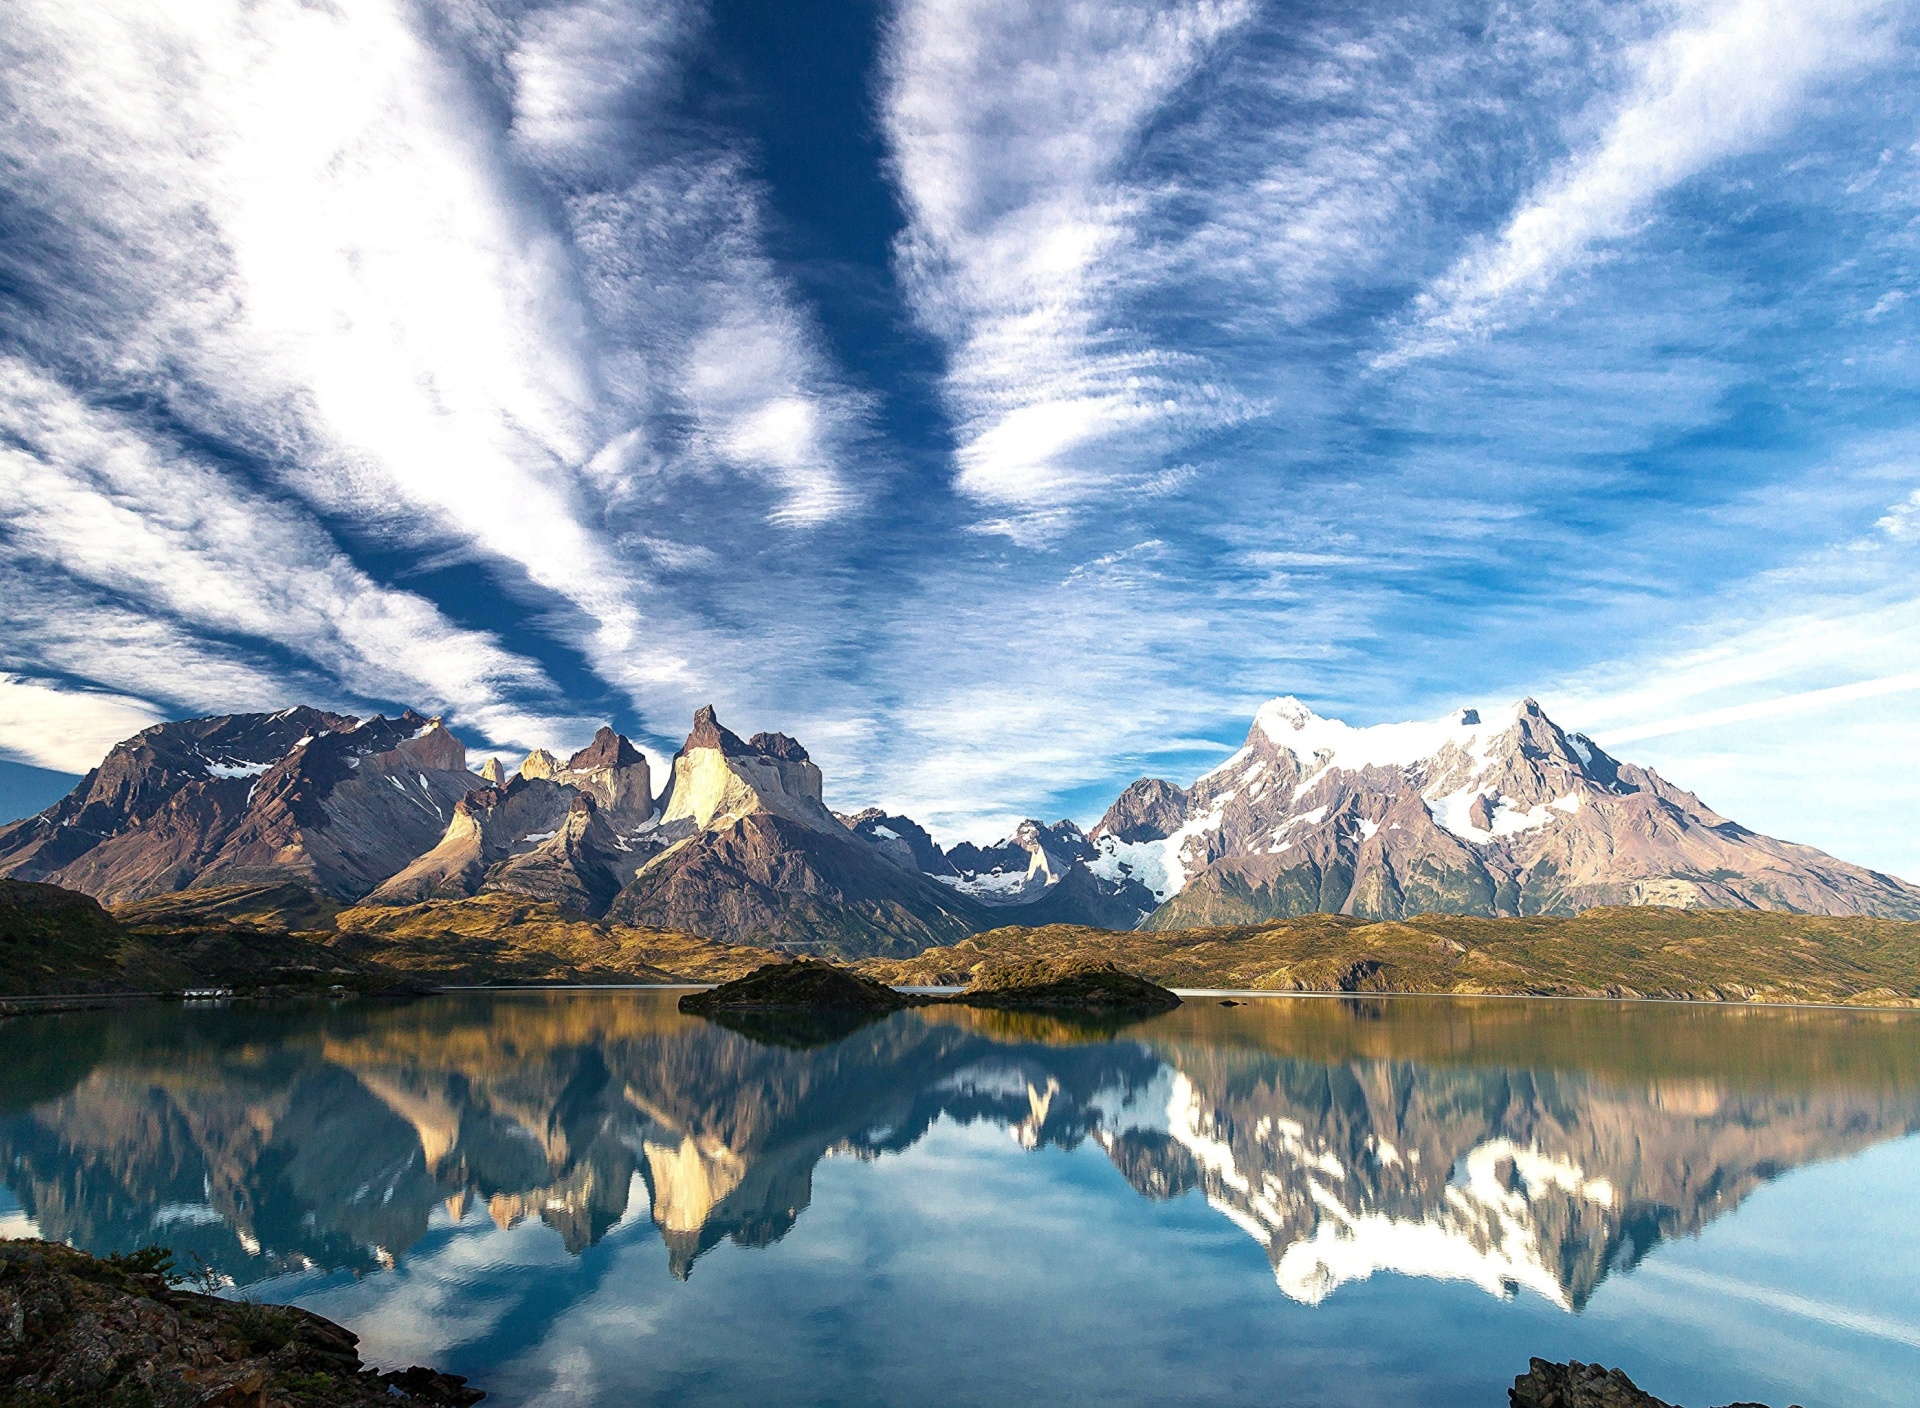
[1091,796,1231,902]
[1248,697,1521,790]
[932,868,1034,900]
[1425,789,1560,844]
[203,760,274,780]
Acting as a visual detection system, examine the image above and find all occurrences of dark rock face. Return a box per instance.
[957,957,1181,1012]
[1508,1357,1787,1408]
[748,731,809,763]
[679,958,908,1014]
[684,704,754,756]
[1097,778,1190,844]
[610,812,981,958]
[565,726,645,773]
[0,710,483,904]
[841,810,958,877]
[480,792,627,915]
[0,1239,482,1405]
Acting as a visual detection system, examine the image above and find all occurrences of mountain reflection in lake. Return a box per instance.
[3,993,1918,1408]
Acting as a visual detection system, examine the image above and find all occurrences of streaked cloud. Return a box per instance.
[1383,0,1902,365]
[881,0,1253,522]
[0,356,580,754]
[0,676,166,776]
[2,0,1918,875]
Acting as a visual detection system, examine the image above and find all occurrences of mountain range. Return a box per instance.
[3,694,1915,955]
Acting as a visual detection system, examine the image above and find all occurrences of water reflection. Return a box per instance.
[3,993,1918,1311]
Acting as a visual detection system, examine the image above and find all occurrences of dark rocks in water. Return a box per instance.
[1218,998,1243,1006]
[679,958,910,1014]
[957,957,1181,1012]
[0,1238,483,1405]
[1509,1358,1791,1408]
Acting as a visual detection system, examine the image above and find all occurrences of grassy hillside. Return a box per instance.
[860,907,1920,1008]
[0,878,398,997]
[114,880,342,932]
[331,894,768,984]
[0,878,184,995]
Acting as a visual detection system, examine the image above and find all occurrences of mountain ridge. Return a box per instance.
[3,694,1915,955]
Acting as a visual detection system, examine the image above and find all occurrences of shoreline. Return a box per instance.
[5,982,1918,1015]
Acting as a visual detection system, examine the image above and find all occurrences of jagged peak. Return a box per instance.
[566,725,644,772]
[520,748,561,780]
[684,705,751,756]
[1254,696,1325,733]
[682,706,812,764]
[748,730,809,763]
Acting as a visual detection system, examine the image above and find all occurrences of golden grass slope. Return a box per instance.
[860,907,1920,1008]
[330,893,767,985]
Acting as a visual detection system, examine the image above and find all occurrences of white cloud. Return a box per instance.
[1543,473,1920,878]
[881,0,1253,521]
[1384,0,1900,365]
[0,356,577,753]
[0,0,869,730]
[1597,671,1920,745]
[0,676,166,774]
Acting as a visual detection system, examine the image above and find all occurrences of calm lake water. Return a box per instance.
[3,991,1918,1406]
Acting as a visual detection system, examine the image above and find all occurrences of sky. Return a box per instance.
[2,0,1919,876]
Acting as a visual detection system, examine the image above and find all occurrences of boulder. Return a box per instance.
[1509,1358,1789,1408]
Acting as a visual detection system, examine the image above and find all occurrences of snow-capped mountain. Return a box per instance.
[8,693,1917,937]
[1090,696,1920,925]
[843,812,1159,930]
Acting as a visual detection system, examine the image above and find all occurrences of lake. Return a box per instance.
[3,991,1917,1406]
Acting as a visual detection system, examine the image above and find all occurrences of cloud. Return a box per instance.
[0,0,871,739]
[1380,0,1900,365]
[1598,671,1920,745]
[881,0,1253,522]
[0,356,580,753]
[0,676,166,774]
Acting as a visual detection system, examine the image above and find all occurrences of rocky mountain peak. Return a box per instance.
[842,809,956,876]
[360,715,467,774]
[520,749,561,781]
[479,758,505,785]
[660,707,831,835]
[566,726,644,773]
[684,705,749,756]
[748,731,809,763]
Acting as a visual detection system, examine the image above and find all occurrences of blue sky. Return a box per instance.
[3,0,1920,875]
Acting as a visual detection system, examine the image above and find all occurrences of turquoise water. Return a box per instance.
[2,991,1917,1406]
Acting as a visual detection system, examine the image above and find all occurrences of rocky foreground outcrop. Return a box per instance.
[1510,1357,1791,1408]
[0,1239,482,1406]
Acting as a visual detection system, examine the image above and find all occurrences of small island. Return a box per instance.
[679,955,1181,1018]
[954,956,1184,1012]
[678,957,911,1014]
